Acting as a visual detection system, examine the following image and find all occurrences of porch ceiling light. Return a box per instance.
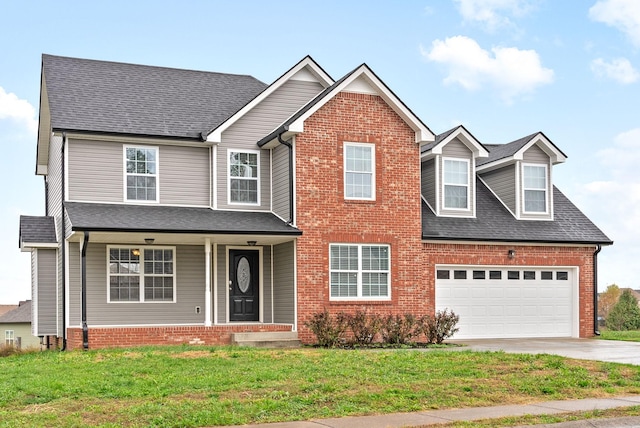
[145,238,155,245]
[247,240,257,246]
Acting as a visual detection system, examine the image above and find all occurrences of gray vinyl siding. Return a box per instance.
[218,80,324,210]
[273,241,295,324]
[421,158,436,209]
[216,245,227,323]
[67,139,210,206]
[440,140,474,217]
[262,247,273,323]
[272,143,290,221]
[68,243,81,327]
[521,145,552,220]
[47,134,64,337]
[523,144,549,163]
[30,250,36,335]
[71,244,205,326]
[35,249,57,336]
[480,166,517,213]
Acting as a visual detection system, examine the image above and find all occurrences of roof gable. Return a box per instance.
[258,63,435,147]
[422,125,489,158]
[477,132,567,171]
[206,55,334,143]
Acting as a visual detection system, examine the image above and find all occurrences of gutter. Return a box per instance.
[277,133,294,225]
[81,232,90,349]
[593,244,602,336]
[61,132,67,351]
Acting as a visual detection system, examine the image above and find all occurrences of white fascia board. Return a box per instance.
[207,57,334,144]
[20,242,58,252]
[515,133,567,164]
[288,65,435,145]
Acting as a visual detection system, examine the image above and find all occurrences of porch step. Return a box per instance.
[231,332,301,348]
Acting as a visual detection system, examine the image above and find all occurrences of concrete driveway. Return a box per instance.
[452,338,640,365]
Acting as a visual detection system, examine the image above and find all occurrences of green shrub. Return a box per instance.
[305,309,348,347]
[379,314,417,345]
[419,309,460,344]
[606,289,640,331]
[347,310,382,345]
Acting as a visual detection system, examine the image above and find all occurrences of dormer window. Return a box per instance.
[443,158,469,210]
[523,164,547,213]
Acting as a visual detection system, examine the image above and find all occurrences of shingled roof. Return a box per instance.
[0,301,31,324]
[42,54,268,139]
[19,216,57,248]
[422,179,612,245]
[65,202,301,236]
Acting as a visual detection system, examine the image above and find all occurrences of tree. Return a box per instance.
[599,284,621,320]
[606,289,640,331]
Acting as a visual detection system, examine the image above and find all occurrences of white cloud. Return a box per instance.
[0,86,37,134]
[589,0,640,47]
[591,58,640,84]
[421,36,554,103]
[454,0,534,31]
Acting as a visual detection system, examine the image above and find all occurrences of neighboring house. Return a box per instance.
[0,300,40,349]
[19,54,611,350]
[0,305,18,317]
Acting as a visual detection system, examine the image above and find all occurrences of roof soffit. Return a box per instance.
[36,70,51,175]
[287,65,435,144]
[206,56,334,143]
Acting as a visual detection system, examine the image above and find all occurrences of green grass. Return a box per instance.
[1,346,640,427]
[598,329,640,342]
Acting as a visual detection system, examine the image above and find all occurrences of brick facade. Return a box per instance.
[422,242,597,338]
[66,324,293,350]
[294,92,427,343]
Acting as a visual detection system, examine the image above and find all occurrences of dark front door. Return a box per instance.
[229,249,259,321]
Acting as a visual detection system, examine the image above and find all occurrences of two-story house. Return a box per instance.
[19,54,611,350]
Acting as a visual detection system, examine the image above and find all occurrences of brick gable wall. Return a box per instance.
[294,92,427,343]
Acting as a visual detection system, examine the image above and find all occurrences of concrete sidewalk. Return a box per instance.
[219,395,640,428]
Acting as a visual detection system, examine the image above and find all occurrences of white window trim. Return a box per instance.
[344,142,376,201]
[107,245,177,303]
[329,243,391,301]
[5,330,14,346]
[522,163,549,214]
[123,145,160,203]
[227,149,261,206]
[442,157,470,211]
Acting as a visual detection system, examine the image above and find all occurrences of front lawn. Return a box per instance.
[1,346,640,427]
[598,329,640,342]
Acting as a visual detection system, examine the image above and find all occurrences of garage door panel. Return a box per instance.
[436,267,575,339]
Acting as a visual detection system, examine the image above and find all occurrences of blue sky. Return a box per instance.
[1,0,638,303]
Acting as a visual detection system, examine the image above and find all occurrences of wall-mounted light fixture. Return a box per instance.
[508,249,516,259]
[247,240,257,246]
[132,249,141,257]
[145,238,155,245]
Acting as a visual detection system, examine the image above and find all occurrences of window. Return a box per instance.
[344,143,375,200]
[125,146,158,202]
[473,270,486,279]
[523,164,547,213]
[108,247,175,302]
[557,271,568,281]
[508,271,520,280]
[541,271,553,280]
[489,270,502,280]
[229,150,259,204]
[443,158,469,209]
[454,270,467,279]
[524,271,536,280]
[437,270,450,279]
[5,330,14,346]
[330,244,389,299]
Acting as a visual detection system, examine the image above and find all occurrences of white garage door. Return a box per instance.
[435,266,576,339]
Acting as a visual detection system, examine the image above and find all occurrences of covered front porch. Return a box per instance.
[65,202,300,349]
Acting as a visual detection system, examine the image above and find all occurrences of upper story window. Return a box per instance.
[125,146,158,202]
[108,247,175,303]
[344,143,375,200]
[523,164,547,213]
[229,150,259,205]
[329,244,390,300]
[443,158,469,209]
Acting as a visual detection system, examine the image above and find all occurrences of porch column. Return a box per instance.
[205,238,212,326]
